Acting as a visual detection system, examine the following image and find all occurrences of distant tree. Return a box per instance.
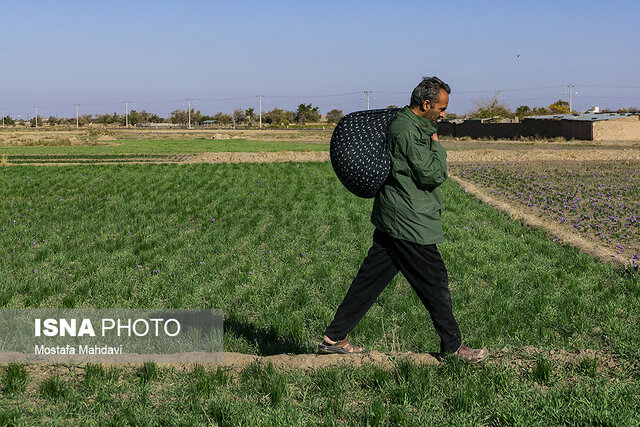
[245,107,256,126]
[29,116,42,127]
[515,105,531,118]
[95,112,121,125]
[387,105,399,109]
[263,109,280,125]
[629,107,640,113]
[264,108,295,125]
[169,109,188,124]
[128,110,140,126]
[548,99,570,114]
[79,114,92,126]
[137,110,163,124]
[296,103,320,124]
[468,92,513,119]
[531,106,550,116]
[191,110,203,126]
[326,109,344,124]
[213,112,232,125]
[445,113,461,119]
[233,109,246,124]
[47,116,59,126]
[2,115,15,126]
[284,109,296,123]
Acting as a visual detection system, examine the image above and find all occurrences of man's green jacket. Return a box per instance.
[371,106,447,245]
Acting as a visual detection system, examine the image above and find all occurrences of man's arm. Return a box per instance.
[397,130,447,190]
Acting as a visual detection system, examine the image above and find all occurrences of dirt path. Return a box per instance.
[9,346,633,388]
[5,150,331,166]
[8,146,640,166]
[194,346,628,374]
[190,151,330,164]
[447,147,640,163]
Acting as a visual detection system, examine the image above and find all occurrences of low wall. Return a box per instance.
[593,116,640,141]
[561,120,593,140]
[441,121,523,139]
[439,116,640,141]
[522,119,563,138]
[437,121,455,137]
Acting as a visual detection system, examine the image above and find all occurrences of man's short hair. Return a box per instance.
[410,76,451,107]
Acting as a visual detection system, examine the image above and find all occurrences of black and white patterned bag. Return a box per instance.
[330,108,401,198]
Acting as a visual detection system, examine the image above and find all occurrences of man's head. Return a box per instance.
[409,76,450,121]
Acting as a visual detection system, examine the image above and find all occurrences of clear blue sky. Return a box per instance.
[1,0,638,118]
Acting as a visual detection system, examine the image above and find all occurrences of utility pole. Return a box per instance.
[565,84,577,113]
[124,101,129,127]
[34,106,38,128]
[2,109,4,129]
[187,98,192,128]
[258,95,262,128]
[364,91,372,110]
[75,104,79,128]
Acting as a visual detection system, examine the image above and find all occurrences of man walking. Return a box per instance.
[319,76,488,362]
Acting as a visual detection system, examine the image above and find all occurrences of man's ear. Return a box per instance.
[422,100,431,111]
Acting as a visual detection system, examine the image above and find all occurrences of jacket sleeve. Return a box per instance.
[397,129,448,190]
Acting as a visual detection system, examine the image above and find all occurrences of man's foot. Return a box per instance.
[451,344,488,363]
[318,335,364,354]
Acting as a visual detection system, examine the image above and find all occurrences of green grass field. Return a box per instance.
[0,138,329,156]
[1,162,639,425]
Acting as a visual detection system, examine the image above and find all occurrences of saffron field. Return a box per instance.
[450,160,640,268]
[1,160,639,425]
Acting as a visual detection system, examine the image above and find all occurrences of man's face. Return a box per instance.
[422,89,449,121]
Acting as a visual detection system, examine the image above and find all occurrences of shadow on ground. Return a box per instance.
[224,313,309,355]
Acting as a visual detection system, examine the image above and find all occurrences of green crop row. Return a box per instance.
[1,358,638,426]
[0,139,329,155]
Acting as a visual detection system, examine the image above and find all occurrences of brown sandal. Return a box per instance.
[318,337,365,354]
[452,344,489,363]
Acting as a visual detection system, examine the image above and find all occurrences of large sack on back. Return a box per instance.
[330,108,401,198]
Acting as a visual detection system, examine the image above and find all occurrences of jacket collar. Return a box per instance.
[402,106,438,134]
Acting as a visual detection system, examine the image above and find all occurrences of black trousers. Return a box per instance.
[324,229,462,353]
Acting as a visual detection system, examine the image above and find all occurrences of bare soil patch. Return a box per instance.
[6,346,633,387]
[190,151,329,164]
[0,129,119,147]
[447,147,640,164]
[5,151,330,166]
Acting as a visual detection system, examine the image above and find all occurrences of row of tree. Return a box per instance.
[4,96,637,127]
[462,92,639,120]
[1,104,346,127]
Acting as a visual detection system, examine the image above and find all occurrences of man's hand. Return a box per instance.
[432,133,439,141]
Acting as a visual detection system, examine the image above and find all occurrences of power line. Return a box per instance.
[574,84,640,89]
[263,92,362,98]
